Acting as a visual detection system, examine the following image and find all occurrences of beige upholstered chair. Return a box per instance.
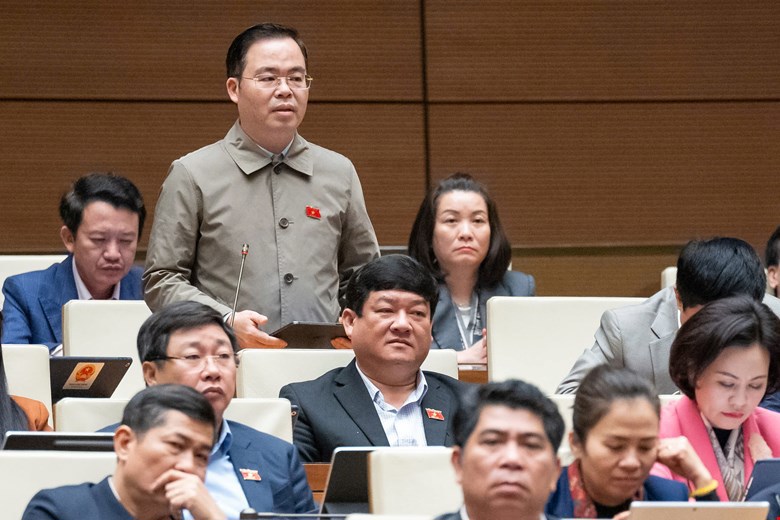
[368,447,461,516]
[62,300,151,398]
[660,266,677,289]
[2,344,53,427]
[487,296,644,394]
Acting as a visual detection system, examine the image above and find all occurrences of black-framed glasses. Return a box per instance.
[150,353,238,370]
[240,74,313,90]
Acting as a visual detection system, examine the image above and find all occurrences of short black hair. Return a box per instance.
[676,237,765,309]
[453,379,564,453]
[226,22,308,78]
[121,384,216,441]
[59,172,145,237]
[572,365,659,444]
[408,173,512,289]
[670,295,780,399]
[137,301,239,363]
[766,226,780,268]
[343,255,439,318]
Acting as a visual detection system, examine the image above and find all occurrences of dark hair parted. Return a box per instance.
[572,365,659,445]
[0,317,30,437]
[675,237,765,309]
[343,255,439,318]
[669,295,780,400]
[408,173,512,289]
[766,226,780,268]
[59,172,146,237]
[120,384,216,442]
[453,379,564,453]
[137,301,239,364]
[226,22,308,78]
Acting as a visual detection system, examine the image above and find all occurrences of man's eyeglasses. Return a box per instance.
[150,353,238,370]
[240,74,313,90]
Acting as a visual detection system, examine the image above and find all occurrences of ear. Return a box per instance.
[768,266,779,291]
[341,308,358,338]
[450,445,464,485]
[226,77,240,104]
[60,225,76,254]
[142,360,160,386]
[113,425,135,464]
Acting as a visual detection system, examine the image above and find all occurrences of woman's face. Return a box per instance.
[432,190,491,276]
[694,343,769,430]
[572,398,659,507]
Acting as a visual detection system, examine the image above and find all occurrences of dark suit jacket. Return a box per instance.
[1,255,143,352]
[279,359,468,462]
[749,482,780,520]
[23,477,133,520]
[100,419,315,513]
[431,270,535,350]
[545,466,687,518]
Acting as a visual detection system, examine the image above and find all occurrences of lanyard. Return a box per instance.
[454,292,482,350]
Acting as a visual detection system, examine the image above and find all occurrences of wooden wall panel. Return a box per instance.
[0,101,425,251]
[0,2,422,102]
[428,102,780,248]
[425,1,780,101]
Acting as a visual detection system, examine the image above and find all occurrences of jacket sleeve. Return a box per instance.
[279,384,323,463]
[555,308,624,394]
[143,161,231,315]
[1,277,58,350]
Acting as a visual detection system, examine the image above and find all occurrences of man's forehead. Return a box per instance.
[166,324,231,349]
[473,405,548,438]
[367,289,429,306]
[140,410,214,445]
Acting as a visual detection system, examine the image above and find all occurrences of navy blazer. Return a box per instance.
[100,419,315,514]
[23,477,133,520]
[545,466,688,518]
[431,270,535,350]
[1,255,143,352]
[279,359,468,462]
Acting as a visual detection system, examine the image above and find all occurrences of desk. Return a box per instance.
[458,366,487,384]
[304,463,330,503]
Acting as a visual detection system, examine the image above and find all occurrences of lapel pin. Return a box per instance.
[425,408,445,421]
[239,468,262,481]
[305,205,321,219]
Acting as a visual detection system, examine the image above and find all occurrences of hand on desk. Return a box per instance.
[231,310,287,349]
[456,328,487,364]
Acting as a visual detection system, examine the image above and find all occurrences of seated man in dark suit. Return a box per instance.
[558,236,780,394]
[436,380,564,520]
[280,254,468,463]
[24,384,227,520]
[2,173,145,353]
[128,300,315,517]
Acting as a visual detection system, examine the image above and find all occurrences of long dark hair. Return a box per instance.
[408,173,512,288]
[0,318,30,436]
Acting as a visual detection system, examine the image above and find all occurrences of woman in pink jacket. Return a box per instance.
[654,295,780,501]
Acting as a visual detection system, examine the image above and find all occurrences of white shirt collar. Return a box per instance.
[72,258,121,300]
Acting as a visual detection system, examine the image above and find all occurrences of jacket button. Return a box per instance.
[279,218,289,228]
[283,273,294,284]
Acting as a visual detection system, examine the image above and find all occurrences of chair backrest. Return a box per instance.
[487,296,645,394]
[368,447,461,516]
[0,450,116,520]
[0,255,67,307]
[2,344,53,426]
[62,300,151,398]
[547,394,576,466]
[237,349,459,398]
[54,397,294,442]
[661,266,677,289]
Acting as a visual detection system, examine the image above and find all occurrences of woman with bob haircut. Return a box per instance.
[653,295,780,501]
[0,320,51,435]
[408,173,534,363]
[547,365,716,519]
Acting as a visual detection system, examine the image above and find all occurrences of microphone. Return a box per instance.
[229,243,249,327]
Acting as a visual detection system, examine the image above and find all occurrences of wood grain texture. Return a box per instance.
[0,2,422,101]
[425,1,780,101]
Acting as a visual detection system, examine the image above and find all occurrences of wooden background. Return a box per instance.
[1,1,778,297]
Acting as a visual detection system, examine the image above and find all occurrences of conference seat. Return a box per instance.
[0,450,116,519]
[237,348,458,398]
[547,393,575,465]
[661,266,676,289]
[368,447,461,516]
[0,254,67,307]
[62,300,151,398]
[2,344,53,427]
[54,397,294,442]
[487,296,644,394]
